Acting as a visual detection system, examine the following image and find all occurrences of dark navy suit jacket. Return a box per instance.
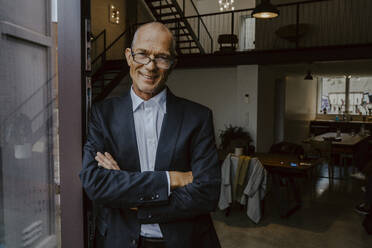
[79,89,221,248]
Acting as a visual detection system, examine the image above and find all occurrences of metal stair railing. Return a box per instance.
[146,0,213,54]
[90,26,133,102]
[91,29,106,62]
[175,0,213,53]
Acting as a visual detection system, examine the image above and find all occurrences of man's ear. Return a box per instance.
[124,48,132,66]
[170,58,178,71]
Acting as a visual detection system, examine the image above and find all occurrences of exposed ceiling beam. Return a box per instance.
[176,44,372,68]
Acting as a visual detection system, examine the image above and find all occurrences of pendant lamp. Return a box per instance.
[252,0,279,19]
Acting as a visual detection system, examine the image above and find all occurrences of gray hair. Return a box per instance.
[131,22,177,57]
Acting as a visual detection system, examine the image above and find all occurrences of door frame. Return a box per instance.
[58,0,84,247]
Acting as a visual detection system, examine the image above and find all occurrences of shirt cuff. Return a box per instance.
[165,171,171,196]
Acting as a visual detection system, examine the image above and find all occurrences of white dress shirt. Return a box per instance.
[130,87,170,238]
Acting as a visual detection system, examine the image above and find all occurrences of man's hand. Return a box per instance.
[95,152,120,170]
[95,152,137,210]
[169,171,193,190]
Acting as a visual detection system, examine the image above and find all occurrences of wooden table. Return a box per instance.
[308,132,369,146]
[305,132,370,173]
[254,153,320,218]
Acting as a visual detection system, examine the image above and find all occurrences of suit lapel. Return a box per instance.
[154,89,183,171]
[116,91,141,171]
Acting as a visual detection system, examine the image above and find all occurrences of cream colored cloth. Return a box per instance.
[218,154,267,224]
[240,158,267,224]
[218,153,233,210]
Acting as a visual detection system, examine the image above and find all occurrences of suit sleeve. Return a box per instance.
[137,109,221,223]
[79,104,169,209]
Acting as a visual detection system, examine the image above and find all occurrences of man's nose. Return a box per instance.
[144,57,157,71]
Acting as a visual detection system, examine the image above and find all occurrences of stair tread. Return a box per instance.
[169,26,188,30]
[161,18,184,24]
[177,40,195,43]
[153,4,174,10]
[179,46,199,49]
[158,12,180,17]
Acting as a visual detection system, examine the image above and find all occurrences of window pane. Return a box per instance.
[0,6,59,248]
[349,77,372,115]
[319,77,346,114]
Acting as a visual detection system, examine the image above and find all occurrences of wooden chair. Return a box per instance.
[217,34,238,53]
[308,139,334,179]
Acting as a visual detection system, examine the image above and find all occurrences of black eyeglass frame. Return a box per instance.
[130,49,175,69]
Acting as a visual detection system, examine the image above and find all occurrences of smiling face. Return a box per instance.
[125,23,175,100]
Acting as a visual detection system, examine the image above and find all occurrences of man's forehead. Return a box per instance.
[133,29,172,53]
[136,27,171,42]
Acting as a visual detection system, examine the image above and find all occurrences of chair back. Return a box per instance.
[269,141,304,157]
[308,139,333,162]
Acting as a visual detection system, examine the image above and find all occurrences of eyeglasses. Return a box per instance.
[130,49,174,69]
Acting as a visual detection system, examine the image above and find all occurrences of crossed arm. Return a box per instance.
[95,151,193,190]
[80,104,221,223]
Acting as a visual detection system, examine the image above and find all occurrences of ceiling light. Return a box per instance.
[218,0,235,11]
[252,0,279,19]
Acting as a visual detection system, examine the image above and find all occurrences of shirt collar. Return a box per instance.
[130,87,167,114]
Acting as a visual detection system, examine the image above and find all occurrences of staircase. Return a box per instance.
[145,0,206,54]
[90,29,131,103]
[91,60,129,102]
[89,0,212,102]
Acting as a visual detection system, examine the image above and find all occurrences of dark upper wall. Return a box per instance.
[91,0,127,60]
[255,0,372,49]
[91,0,155,61]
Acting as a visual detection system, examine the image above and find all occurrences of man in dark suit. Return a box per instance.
[79,22,221,248]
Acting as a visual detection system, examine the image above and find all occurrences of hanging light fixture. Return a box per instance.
[219,0,235,11]
[252,0,279,19]
[304,70,313,80]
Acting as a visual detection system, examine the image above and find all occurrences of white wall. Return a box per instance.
[167,65,259,148]
[284,76,317,144]
[257,66,276,152]
[236,65,258,147]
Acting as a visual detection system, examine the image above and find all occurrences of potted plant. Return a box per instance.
[219,125,253,157]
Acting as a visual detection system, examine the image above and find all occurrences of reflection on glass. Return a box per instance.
[319,77,346,114]
[0,13,59,248]
[350,77,372,115]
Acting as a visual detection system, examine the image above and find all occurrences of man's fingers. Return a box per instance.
[169,171,194,189]
[96,152,115,170]
[105,152,115,162]
[104,152,120,170]
[105,152,120,170]
[96,156,114,170]
[185,171,193,184]
[96,152,120,170]
[95,155,111,169]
